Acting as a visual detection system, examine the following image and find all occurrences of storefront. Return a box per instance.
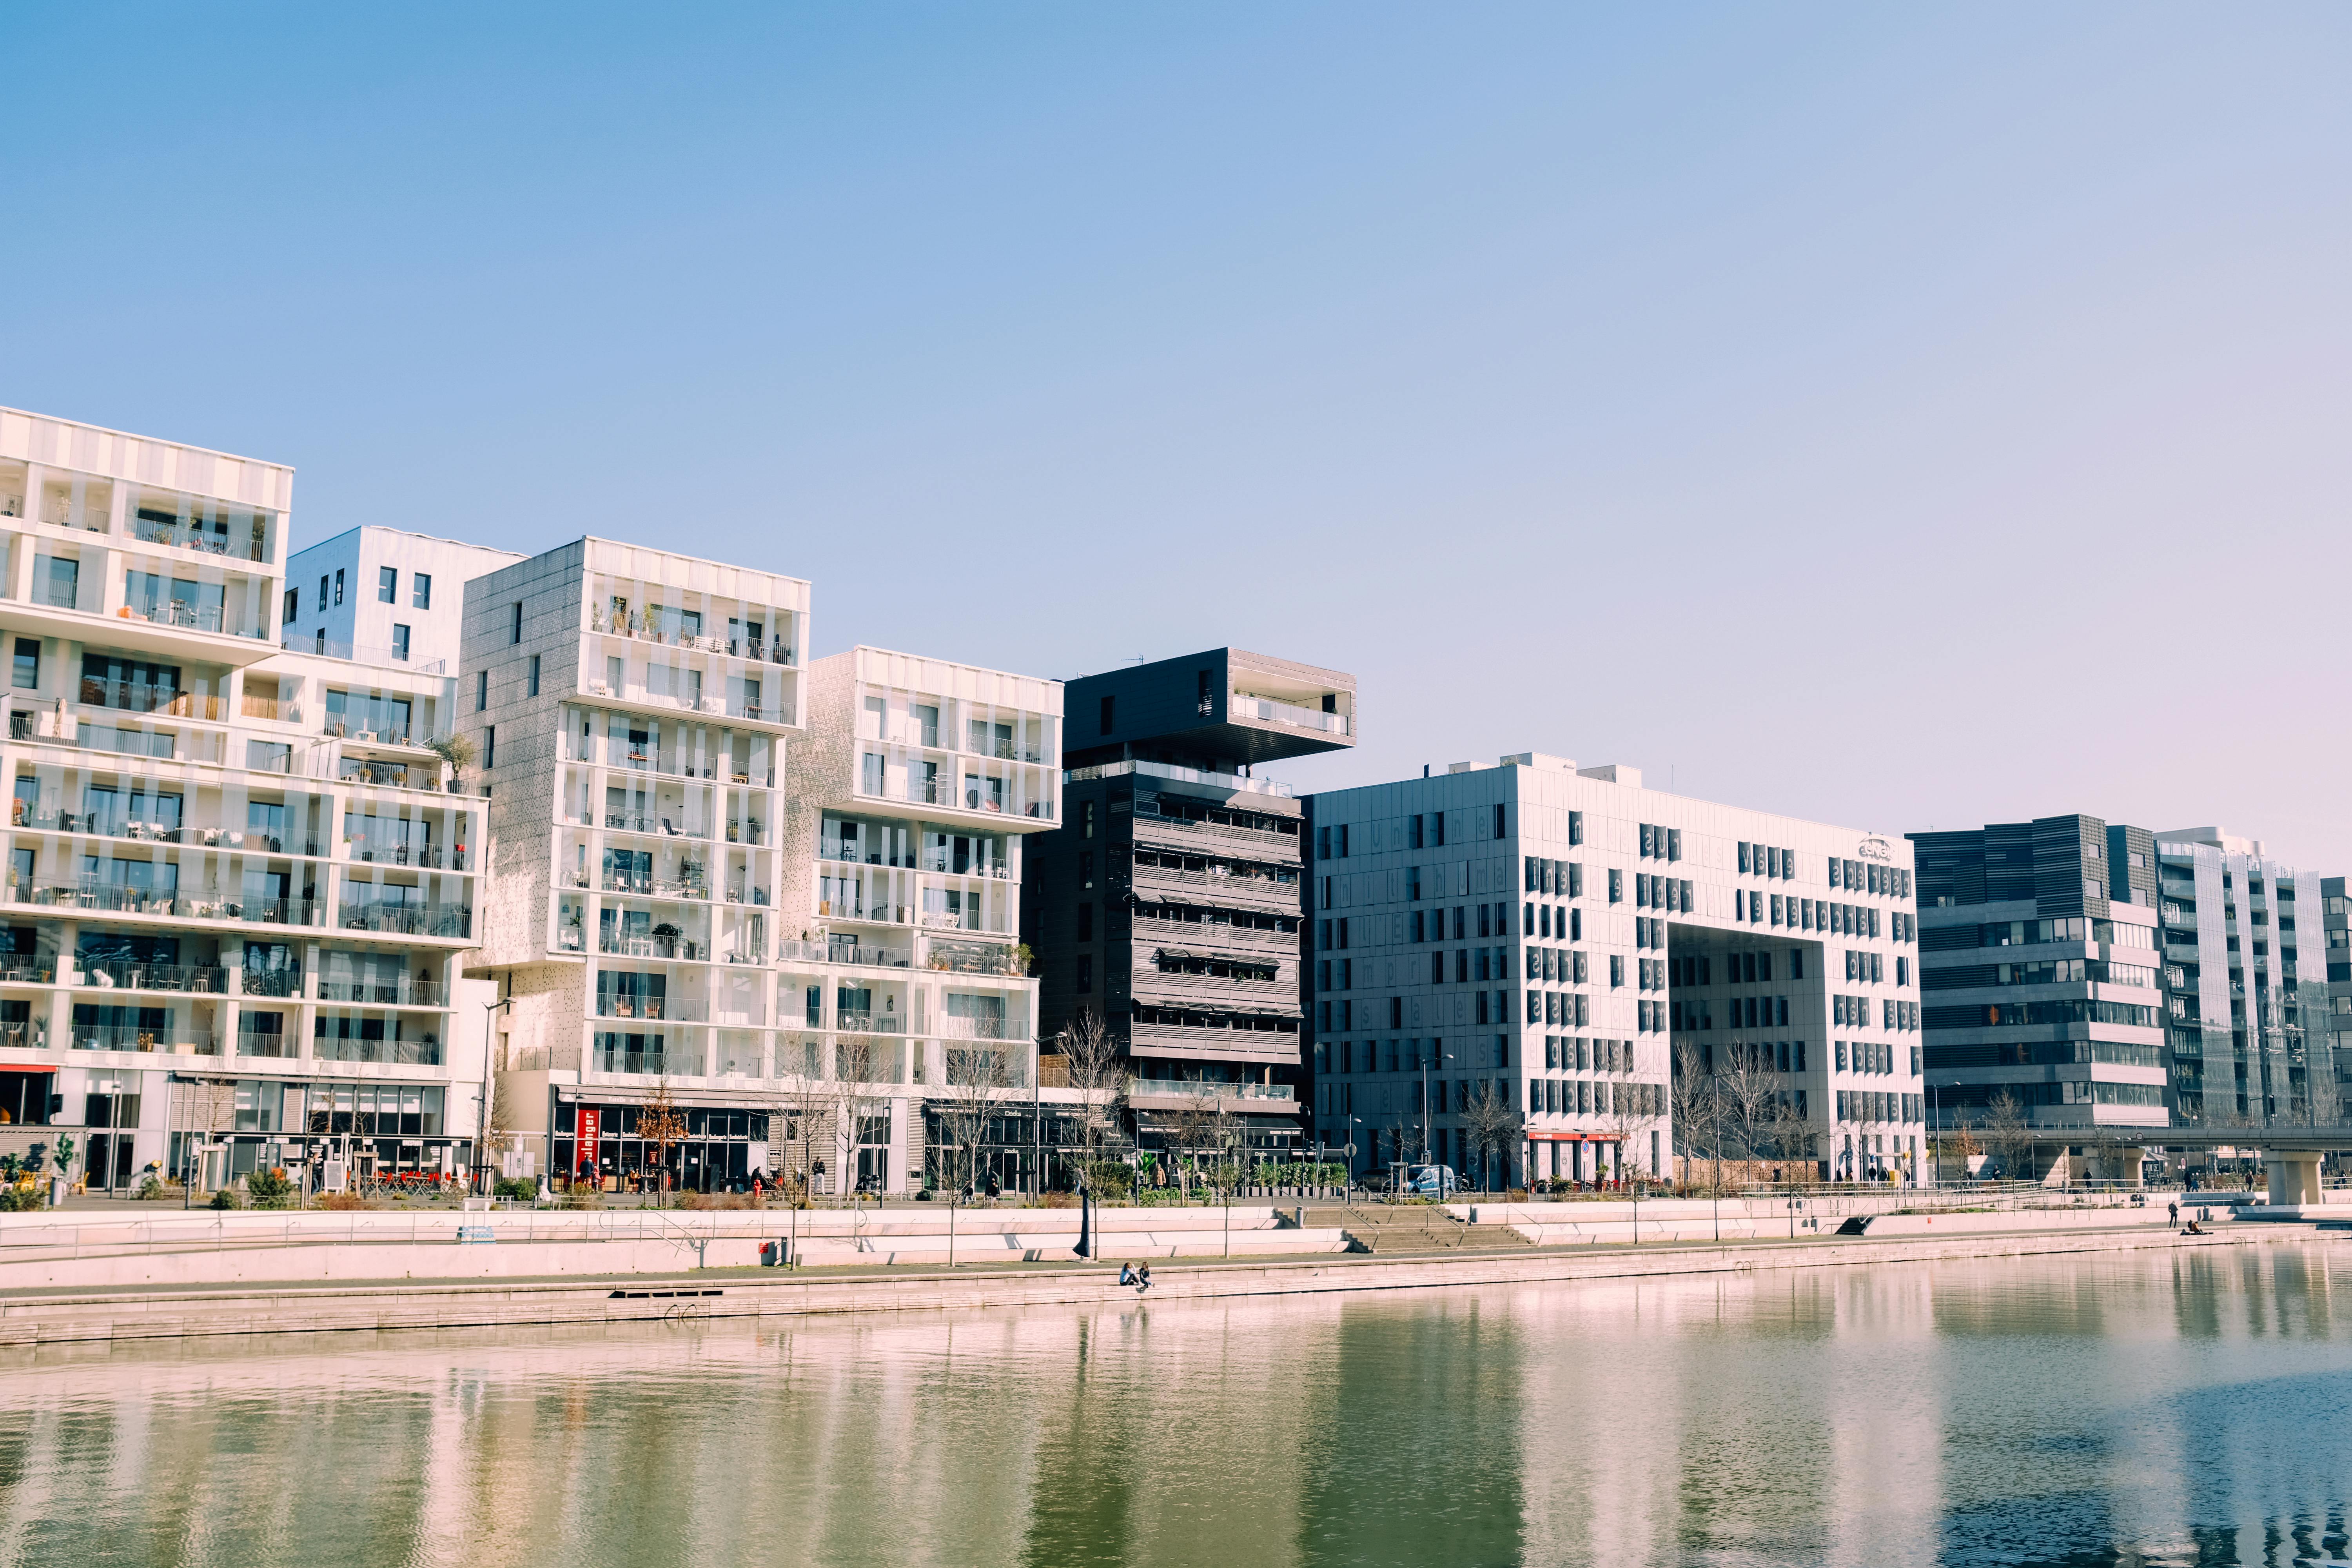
[552,1096,777,1193]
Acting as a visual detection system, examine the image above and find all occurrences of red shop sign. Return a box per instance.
[577,1107,600,1174]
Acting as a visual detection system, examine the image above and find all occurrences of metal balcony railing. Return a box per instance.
[316,978,448,1007]
[73,962,232,993]
[129,512,269,562]
[72,1024,218,1054]
[336,902,473,939]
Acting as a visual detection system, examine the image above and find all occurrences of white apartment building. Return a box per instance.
[461,537,807,1191]
[0,408,487,1193]
[789,647,1060,1191]
[463,538,1065,1197]
[285,526,525,673]
[1306,754,1924,1187]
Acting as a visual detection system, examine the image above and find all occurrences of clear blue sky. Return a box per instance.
[11,4,2350,867]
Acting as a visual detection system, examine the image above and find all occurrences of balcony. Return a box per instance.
[1127,1077,1296,1104]
[26,884,318,926]
[239,693,301,723]
[346,842,467,871]
[283,636,447,676]
[1230,692,1348,737]
[72,1023,218,1055]
[78,678,227,721]
[923,942,1027,977]
[129,511,269,563]
[780,939,910,970]
[336,902,473,940]
[73,962,232,994]
[598,935,708,961]
[835,1011,908,1035]
[240,968,305,998]
[314,1034,443,1066]
[600,876,709,902]
[317,978,447,1007]
[590,1044,704,1076]
[117,597,266,640]
[936,1014,1017,1041]
[587,606,796,666]
[593,997,709,1023]
[1067,760,1293,799]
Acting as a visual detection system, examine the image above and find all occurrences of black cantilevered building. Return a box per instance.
[1023,649,1355,1156]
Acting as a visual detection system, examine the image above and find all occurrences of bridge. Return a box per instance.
[2010,1124,2352,1205]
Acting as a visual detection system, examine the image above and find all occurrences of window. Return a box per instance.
[1338,824,1350,857]
[281,588,298,627]
[1410,816,1424,850]
[1079,851,1094,889]
[1082,801,1096,839]
[1076,902,1093,941]
[1099,695,1115,735]
[484,726,495,770]
[528,654,541,697]
[510,602,523,644]
[11,639,36,691]
[475,670,488,712]
[1076,954,1093,993]
[317,575,329,614]
[1610,955,1624,987]
[1608,869,1622,904]
[377,566,397,604]
[412,573,432,610]
[1493,803,1506,839]
[333,569,344,606]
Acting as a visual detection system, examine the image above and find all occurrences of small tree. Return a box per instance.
[1940,1108,1983,1183]
[639,1078,687,1205]
[1459,1078,1520,1196]
[1057,1005,1126,1186]
[937,1044,1013,1264]
[1985,1090,2031,1184]
[826,1034,882,1201]
[427,732,477,788]
[1599,1078,1655,1193]
[1669,1036,1722,1189]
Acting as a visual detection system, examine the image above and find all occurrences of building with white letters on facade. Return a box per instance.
[1305,754,1924,1188]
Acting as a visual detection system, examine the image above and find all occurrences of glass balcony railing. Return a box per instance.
[336,902,473,939]
[72,961,232,993]
[1231,692,1348,736]
[72,1023,218,1055]
[78,678,226,720]
[1127,1077,1296,1103]
[316,977,448,1007]
[834,1010,908,1035]
[129,511,270,562]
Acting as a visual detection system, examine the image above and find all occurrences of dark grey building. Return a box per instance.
[1023,649,1354,1157]
[1910,815,2167,1168]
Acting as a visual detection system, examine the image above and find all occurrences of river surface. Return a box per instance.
[4,1245,2351,1566]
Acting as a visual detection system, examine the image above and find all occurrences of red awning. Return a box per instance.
[0,1063,58,1073]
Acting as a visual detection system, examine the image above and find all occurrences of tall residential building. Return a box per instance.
[2325,877,2352,1120]
[1306,754,1922,1186]
[461,538,809,1191]
[286,526,525,673]
[1027,649,1354,1160]
[1911,815,2328,1161]
[2151,828,2332,1128]
[793,646,1061,1190]
[464,541,1065,1195]
[0,407,487,1192]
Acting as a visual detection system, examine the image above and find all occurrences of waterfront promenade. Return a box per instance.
[1,1191,2334,1346]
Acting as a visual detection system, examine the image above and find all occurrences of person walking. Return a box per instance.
[2167,1199,2179,1228]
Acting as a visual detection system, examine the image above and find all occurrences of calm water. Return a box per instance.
[4,1247,2352,1567]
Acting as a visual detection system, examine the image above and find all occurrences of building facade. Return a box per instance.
[1911,815,2331,1166]
[2326,877,2352,1124]
[1307,754,1923,1187]
[1909,815,2167,1161]
[463,540,1065,1196]
[0,407,487,1193]
[285,525,525,674]
[1027,649,1354,1159]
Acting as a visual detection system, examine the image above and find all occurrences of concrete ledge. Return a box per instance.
[0,1221,2325,1347]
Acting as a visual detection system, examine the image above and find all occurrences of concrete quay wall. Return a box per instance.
[0,1221,2327,1348]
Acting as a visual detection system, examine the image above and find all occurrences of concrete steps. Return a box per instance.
[1301,1204,1532,1254]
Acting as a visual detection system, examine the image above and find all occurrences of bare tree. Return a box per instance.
[824,1034,882,1202]
[1598,1076,1656,1193]
[1712,1038,1780,1182]
[771,1033,828,1207]
[935,1044,1014,1265]
[639,1078,687,1206]
[1938,1107,1982,1184]
[1984,1091,2031,1184]
[1668,1037,1714,1189]
[1056,1005,1126,1189]
[1170,1100,1220,1201]
[482,1073,520,1184]
[1459,1078,1520,1196]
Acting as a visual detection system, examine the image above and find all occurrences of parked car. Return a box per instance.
[1395,1163,1459,1197]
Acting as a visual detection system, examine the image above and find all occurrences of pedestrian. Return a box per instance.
[2167,1200,2178,1227]
[1136,1262,1152,1294]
